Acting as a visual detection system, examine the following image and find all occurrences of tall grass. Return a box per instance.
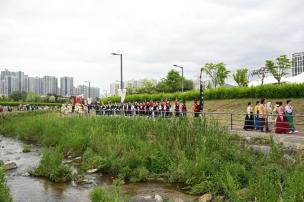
[0,162,12,202]
[1,112,304,201]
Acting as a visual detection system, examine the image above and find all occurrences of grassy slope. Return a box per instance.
[1,112,304,201]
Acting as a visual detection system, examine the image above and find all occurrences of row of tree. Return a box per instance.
[127,70,194,94]
[1,91,67,103]
[202,55,292,88]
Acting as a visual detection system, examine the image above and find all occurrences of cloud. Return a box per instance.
[0,0,303,91]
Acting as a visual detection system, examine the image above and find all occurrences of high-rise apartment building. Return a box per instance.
[292,52,304,76]
[60,77,74,97]
[42,76,58,95]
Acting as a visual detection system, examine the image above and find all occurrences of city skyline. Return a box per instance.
[0,0,303,93]
[0,69,100,98]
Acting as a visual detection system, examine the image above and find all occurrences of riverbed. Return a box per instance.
[0,135,196,202]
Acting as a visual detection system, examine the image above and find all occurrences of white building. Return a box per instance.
[292,52,304,76]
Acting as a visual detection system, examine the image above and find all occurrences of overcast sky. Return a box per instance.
[0,0,303,92]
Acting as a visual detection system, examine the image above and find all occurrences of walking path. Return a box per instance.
[235,129,304,150]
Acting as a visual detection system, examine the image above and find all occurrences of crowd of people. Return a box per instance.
[0,105,55,113]
[88,99,202,117]
[243,99,299,134]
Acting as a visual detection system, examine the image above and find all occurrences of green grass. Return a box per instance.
[90,180,126,202]
[1,112,304,201]
[22,144,32,153]
[0,161,12,202]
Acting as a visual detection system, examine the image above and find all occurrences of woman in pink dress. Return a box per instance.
[275,101,291,134]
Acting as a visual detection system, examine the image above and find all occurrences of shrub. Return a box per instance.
[0,162,12,202]
[101,83,304,103]
[89,180,126,202]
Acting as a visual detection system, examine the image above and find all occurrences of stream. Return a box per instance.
[0,135,196,202]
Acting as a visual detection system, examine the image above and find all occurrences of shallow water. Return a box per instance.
[0,136,196,202]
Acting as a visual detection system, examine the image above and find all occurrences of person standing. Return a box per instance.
[191,100,200,117]
[174,99,180,117]
[275,101,290,134]
[254,101,260,130]
[285,100,298,133]
[180,100,188,117]
[244,102,254,130]
[259,99,267,132]
[265,102,273,132]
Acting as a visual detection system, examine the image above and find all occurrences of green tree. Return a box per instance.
[233,68,249,87]
[183,79,194,91]
[26,92,42,102]
[266,55,292,84]
[202,63,230,88]
[9,91,27,101]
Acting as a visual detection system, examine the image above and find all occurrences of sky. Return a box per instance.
[0,0,303,93]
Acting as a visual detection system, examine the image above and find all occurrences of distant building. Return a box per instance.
[75,85,100,98]
[42,76,58,95]
[292,52,304,76]
[110,81,123,96]
[28,77,43,95]
[60,77,74,97]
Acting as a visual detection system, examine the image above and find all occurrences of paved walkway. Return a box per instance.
[235,129,304,150]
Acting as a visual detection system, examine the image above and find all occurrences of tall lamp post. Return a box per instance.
[173,64,184,92]
[112,53,123,89]
[199,68,204,113]
[85,81,91,98]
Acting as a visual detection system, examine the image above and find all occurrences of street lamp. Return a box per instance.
[84,81,91,98]
[199,68,204,113]
[112,53,123,89]
[173,64,184,92]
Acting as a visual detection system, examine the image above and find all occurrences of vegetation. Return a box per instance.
[90,180,126,202]
[0,101,62,107]
[1,112,304,201]
[266,55,292,84]
[101,83,304,104]
[28,148,72,182]
[201,63,230,88]
[9,91,27,102]
[0,161,12,202]
[233,68,249,87]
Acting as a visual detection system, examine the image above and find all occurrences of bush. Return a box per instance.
[29,148,72,182]
[0,101,62,107]
[101,83,304,103]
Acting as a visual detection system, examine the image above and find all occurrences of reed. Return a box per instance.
[1,112,304,201]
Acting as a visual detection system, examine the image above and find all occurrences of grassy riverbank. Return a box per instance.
[0,162,12,202]
[1,112,304,201]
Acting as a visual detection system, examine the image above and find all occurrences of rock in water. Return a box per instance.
[199,193,212,202]
[154,194,163,202]
[4,162,17,171]
[87,168,98,174]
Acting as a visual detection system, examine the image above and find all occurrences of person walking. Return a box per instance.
[285,100,298,133]
[275,101,291,134]
[244,102,254,130]
[259,99,267,132]
[254,101,260,130]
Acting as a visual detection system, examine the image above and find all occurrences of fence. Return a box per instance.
[91,109,304,134]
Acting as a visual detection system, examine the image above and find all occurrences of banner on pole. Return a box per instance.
[118,89,127,103]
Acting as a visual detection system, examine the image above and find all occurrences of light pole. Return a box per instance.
[173,64,184,92]
[85,81,91,98]
[112,53,123,89]
[199,68,204,113]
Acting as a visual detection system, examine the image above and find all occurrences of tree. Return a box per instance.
[233,68,249,87]
[251,67,269,85]
[183,79,194,91]
[26,92,42,102]
[202,63,230,88]
[266,55,292,84]
[9,91,27,102]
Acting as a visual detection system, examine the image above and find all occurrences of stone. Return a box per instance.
[87,168,98,174]
[248,145,271,155]
[4,162,17,171]
[82,179,94,184]
[174,198,184,202]
[154,194,163,202]
[199,193,212,202]
[24,172,30,177]
[63,159,73,164]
